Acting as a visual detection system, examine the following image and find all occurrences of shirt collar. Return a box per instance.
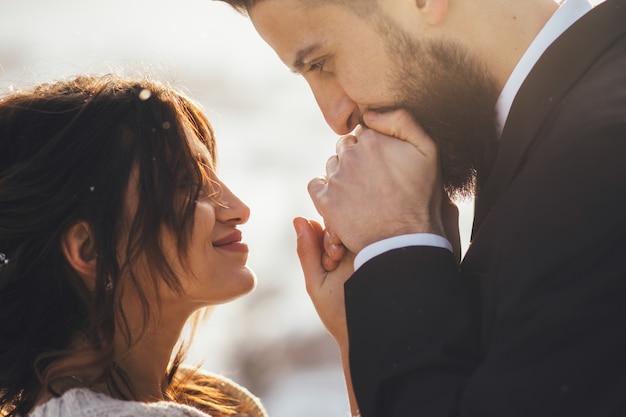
[495,0,594,135]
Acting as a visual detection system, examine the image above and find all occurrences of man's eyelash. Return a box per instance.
[309,60,326,72]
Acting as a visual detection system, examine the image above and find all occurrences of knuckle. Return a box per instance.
[336,134,357,155]
[307,177,324,194]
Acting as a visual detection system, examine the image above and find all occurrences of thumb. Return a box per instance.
[363,108,435,151]
[293,217,326,288]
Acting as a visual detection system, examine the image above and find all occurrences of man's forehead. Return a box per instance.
[249,0,333,66]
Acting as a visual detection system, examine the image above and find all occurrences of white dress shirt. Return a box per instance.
[354,0,594,271]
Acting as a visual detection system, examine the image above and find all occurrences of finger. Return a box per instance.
[307,177,328,218]
[324,230,345,261]
[322,252,340,272]
[293,217,326,289]
[363,109,435,152]
[326,154,339,176]
[326,228,342,246]
[332,244,346,260]
[336,134,357,155]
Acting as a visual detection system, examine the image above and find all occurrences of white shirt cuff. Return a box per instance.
[353,233,453,271]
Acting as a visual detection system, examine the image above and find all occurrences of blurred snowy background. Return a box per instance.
[0,1,475,415]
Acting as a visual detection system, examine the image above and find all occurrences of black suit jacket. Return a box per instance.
[345,1,626,416]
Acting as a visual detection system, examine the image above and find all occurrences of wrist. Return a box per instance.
[360,220,445,252]
[354,233,453,271]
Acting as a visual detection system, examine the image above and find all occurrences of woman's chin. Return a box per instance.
[216,268,257,305]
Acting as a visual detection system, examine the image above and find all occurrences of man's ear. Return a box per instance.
[416,0,448,26]
[62,220,97,283]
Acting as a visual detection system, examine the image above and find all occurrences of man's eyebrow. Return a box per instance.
[291,43,322,74]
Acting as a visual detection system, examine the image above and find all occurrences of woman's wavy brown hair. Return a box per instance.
[0,74,245,416]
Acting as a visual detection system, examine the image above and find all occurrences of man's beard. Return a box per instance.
[382,26,500,199]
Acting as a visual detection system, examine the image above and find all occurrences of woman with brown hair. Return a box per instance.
[0,74,267,417]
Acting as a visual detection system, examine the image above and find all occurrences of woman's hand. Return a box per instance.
[293,217,354,347]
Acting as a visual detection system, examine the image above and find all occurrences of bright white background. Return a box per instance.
[0,1,477,416]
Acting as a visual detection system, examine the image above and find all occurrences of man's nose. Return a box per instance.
[312,83,361,135]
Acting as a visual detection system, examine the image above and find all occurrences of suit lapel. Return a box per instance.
[472,0,626,236]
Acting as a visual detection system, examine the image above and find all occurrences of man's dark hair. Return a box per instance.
[215,0,253,14]
[215,0,377,16]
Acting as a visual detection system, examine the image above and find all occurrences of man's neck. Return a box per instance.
[451,0,560,89]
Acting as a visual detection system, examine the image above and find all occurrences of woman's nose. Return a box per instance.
[216,184,250,225]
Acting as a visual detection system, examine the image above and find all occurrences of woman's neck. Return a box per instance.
[111,279,194,401]
[113,328,180,401]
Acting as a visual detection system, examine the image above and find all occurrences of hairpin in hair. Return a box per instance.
[0,252,9,271]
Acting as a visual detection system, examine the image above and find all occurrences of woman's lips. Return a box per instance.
[213,230,248,253]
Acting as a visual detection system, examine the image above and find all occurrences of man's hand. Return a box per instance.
[294,217,354,347]
[308,109,446,255]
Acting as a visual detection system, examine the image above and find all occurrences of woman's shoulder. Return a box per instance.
[26,369,267,417]
[207,373,267,417]
[177,367,268,417]
[28,388,211,417]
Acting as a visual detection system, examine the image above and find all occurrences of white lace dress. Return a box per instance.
[27,375,267,417]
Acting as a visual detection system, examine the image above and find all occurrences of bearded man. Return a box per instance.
[217,0,626,416]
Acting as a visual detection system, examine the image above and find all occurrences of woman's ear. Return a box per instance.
[62,220,97,283]
[416,0,448,26]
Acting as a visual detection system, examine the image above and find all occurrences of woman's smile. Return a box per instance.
[213,230,249,253]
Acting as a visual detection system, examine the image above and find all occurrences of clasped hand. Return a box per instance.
[294,109,460,346]
[311,109,447,255]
